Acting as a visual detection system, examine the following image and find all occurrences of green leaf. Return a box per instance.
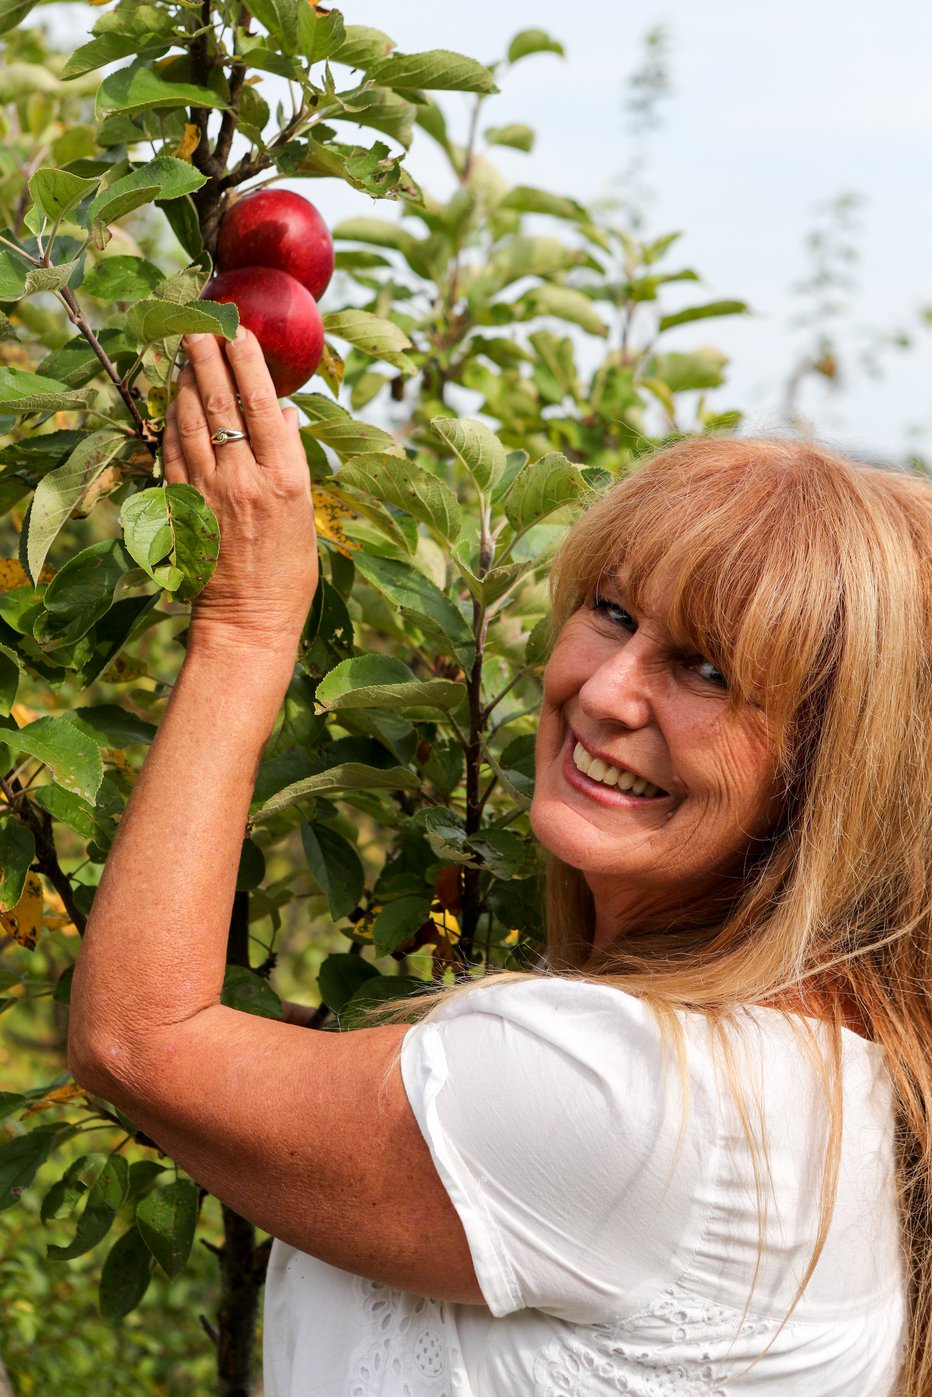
[96,61,227,118]
[0,814,35,914]
[0,367,96,415]
[99,1227,152,1321]
[31,782,114,847]
[331,217,417,259]
[0,1126,65,1211]
[48,1155,128,1261]
[292,394,403,461]
[353,554,475,671]
[422,808,474,865]
[63,33,147,80]
[514,284,608,336]
[28,169,99,224]
[337,85,417,149]
[332,25,396,70]
[485,123,534,152]
[295,3,345,63]
[301,821,364,921]
[658,300,749,332]
[89,158,207,223]
[220,965,283,1020]
[158,194,203,259]
[317,952,379,1014]
[22,261,81,296]
[644,347,729,393]
[0,650,18,717]
[366,48,497,94]
[339,975,423,1028]
[322,309,413,370]
[120,484,220,601]
[2,716,103,803]
[81,256,164,304]
[429,417,507,493]
[336,453,461,544]
[470,236,597,303]
[0,250,27,299]
[372,895,432,956]
[127,298,237,346]
[0,0,39,36]
[316,655,466,715]
[236,837,266,892]
[35,539,133,650]
[498,186,589,223]
[250,763,419,825]
[135,1179,199,1279]
[27,430,128,583]
[507,29,565,63]
[63,704,155,749]
[504,451,588,531]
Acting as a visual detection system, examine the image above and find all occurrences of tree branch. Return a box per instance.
[0,774,87,936]
[56,286,150,439]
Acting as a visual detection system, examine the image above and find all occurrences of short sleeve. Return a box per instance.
[400,978,716,1323]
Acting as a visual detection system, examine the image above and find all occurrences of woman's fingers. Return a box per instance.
[177,333,251,477]
[221,329,291,463]
[160,399,188,486]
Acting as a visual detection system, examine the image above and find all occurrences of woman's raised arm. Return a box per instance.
[67,331,481,1306]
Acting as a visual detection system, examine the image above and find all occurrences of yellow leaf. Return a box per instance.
[312,486,358,557]
[21,1083,89,1118]
[0,559,28,592]
[42,885,77,937]
[99,654,148,684]
[0,560,54,591]
[103,747,137,783]
[1,872,43,949]
[173,123,201,162]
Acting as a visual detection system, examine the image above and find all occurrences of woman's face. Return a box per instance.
[531,569,783,937]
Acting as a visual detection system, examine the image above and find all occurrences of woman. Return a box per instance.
[68,329,931,1395]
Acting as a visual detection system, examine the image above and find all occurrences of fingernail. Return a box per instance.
[184,333,206,346]
[232,326,247,344]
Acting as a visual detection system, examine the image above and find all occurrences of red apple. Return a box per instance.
[216,189,334,303]
[202,266,324,398]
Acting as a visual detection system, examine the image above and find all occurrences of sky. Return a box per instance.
[39,0,932,461]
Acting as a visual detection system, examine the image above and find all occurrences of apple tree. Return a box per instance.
[0,5,750,1390]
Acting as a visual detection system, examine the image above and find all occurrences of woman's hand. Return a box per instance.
[160,328,318,663]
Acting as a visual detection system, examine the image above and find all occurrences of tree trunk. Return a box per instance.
[0,1352,14,1397]
[214,888,267,1395]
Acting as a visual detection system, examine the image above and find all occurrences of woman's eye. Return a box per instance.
[591,595,636,631]
[689,657,729,689]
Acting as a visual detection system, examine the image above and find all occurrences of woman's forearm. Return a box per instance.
[68,646,294,1082]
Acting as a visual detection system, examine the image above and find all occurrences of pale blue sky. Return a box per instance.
[40,0,932,459]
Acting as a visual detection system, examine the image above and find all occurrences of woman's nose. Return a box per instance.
[577,637,657,730]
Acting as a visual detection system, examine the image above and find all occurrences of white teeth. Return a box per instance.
[572,741,663,797]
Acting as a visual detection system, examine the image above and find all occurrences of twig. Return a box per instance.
[56,286,150,439]
[0,773,88,936]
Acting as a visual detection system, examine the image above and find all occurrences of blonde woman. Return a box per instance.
[69,329,930,1395]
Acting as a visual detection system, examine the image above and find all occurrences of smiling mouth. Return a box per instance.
[571,741,668,798]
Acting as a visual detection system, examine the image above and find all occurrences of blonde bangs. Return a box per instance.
[550,438,917,729]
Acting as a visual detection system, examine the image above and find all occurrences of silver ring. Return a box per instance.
[210,427,248,446]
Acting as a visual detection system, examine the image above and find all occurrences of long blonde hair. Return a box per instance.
[541,437,932,1391]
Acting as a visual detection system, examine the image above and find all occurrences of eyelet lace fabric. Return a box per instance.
[348,1276,468,1397]
[531,1283,789,1396]
[346,1275,792,1396]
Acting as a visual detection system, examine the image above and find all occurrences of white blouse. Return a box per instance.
[263,978,906,1395]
